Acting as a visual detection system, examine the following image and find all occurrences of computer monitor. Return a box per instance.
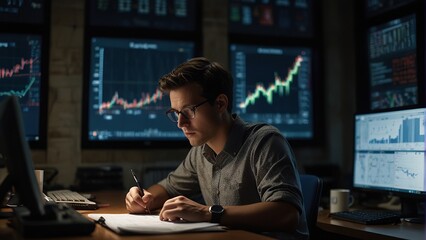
[0,96,96,237]
[0,0,45,24]
[0,33,47,148]
[82,37,195,148]
[353,108,426,217]
[368,14,417,110]
[88,0,197,31]
[0,96,45,217]
[229,43,313,140]
[228,0,313,38]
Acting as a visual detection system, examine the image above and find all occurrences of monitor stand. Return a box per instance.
[401,197,425,224]
[11,203,96,237]
[0,174,14,218]
[0,174,12,202]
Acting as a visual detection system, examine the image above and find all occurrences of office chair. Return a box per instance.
[299,174,323,235]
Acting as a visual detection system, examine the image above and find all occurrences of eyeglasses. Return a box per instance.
[166,99,210,123]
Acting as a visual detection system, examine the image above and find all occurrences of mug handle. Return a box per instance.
[349,195,355,207]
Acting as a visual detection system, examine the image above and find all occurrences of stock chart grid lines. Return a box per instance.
[87,37,194,141]
[354,109,425,193]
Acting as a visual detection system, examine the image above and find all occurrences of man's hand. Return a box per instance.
[125,186,153,213]
[159,195,210,222]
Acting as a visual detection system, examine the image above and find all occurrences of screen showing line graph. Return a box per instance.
[368,14,417,110]
[86,37,194,143]
[354,108,426,195]
[0,33,43,142]
[229,44,313,139]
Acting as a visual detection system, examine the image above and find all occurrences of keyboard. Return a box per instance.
[46,190,98,210]
[330,209,401,225]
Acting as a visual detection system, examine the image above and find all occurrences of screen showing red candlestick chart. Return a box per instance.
[84,37,194,145]
[0,33,43,143]
[229,44,313,139]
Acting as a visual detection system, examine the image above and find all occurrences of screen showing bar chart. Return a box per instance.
[353,108,426,194]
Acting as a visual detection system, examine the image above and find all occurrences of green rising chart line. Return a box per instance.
[0,58,39,98]
[238,55,303,109]
[0,77,37,98]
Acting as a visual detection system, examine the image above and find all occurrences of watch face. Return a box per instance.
[210,205,224,213]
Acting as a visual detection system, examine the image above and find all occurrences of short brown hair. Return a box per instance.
[159,57,233,113]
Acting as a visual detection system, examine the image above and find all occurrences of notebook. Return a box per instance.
[88,213,226,235]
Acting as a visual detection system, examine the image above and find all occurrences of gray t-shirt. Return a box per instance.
[159,115,309,240]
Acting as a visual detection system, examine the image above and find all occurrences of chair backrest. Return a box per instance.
[299,174,323,233]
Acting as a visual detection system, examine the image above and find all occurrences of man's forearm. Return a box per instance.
[220,202,300,232]
[146,184,170,210]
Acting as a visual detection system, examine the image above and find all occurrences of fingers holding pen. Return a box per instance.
[125,186,153,213]
[125,187,143,213]
[141,190,153,214]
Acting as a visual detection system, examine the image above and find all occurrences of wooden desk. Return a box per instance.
[0,191,273,240]
[317,210,425,240]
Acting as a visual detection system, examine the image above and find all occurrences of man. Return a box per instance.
[125,57,309,239]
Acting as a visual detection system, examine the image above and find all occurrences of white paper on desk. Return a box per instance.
[88,214,225,235]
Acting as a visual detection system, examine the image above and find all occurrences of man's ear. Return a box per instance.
[215,94,229,113]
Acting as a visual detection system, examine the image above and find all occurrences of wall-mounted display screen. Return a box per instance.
[0,33,45,144]
[229,43,313,139]
[368,14,417,110]
[83,37,195,146]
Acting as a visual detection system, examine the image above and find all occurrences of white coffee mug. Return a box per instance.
[330,189,354,213]
[34,169,44,193]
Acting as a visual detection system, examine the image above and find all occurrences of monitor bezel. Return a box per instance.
[351,108,426,199]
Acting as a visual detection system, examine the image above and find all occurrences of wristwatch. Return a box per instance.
[209,205,224,223]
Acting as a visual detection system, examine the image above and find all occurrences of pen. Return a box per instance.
[130,169,150,213]
[130,169,144,196]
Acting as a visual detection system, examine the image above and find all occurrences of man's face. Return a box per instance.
[169,84,220,146]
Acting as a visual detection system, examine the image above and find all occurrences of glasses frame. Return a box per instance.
[166,99,210,123]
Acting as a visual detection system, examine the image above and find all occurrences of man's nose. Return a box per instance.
[177,113,189,128]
